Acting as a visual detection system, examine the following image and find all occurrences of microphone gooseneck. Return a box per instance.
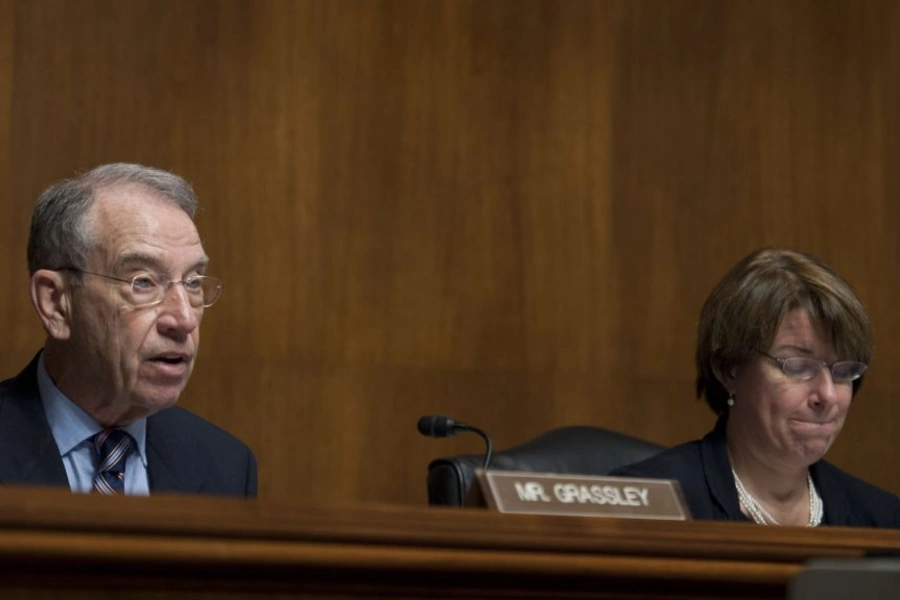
[417,415,493,470]
[462,423,493,471]
[418,414,494,506]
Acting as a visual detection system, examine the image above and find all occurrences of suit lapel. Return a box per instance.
[146,413,204,494]
[0,354,69,487]
[811,463,851,526]
[702,416,744,519]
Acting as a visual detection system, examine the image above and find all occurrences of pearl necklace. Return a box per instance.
[732,469,823,527]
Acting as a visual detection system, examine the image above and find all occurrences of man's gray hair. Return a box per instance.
[27,163,198,276]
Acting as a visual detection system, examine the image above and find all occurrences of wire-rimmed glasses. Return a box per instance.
[757,351,867,383]
[59,268,222,308]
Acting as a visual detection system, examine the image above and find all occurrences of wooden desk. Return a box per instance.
[0,486,898,599]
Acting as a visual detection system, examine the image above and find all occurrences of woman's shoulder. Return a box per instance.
[813,461,900,527]
[610,438,705,479]
[609,431,735,521]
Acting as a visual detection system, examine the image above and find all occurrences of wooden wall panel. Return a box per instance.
[1,0,899,506]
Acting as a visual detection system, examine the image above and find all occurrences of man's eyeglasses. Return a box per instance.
[59,268,223,308]
[757,351,867,384]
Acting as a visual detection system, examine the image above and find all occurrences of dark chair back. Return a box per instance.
[426,426,666,506]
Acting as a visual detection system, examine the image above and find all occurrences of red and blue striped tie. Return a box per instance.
[92,429,134,495]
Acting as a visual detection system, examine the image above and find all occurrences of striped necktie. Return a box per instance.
[92,429,134,495]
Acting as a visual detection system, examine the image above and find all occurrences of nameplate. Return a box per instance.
[474,469,691,520]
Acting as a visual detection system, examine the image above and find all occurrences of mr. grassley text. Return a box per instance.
[515,481,650,506]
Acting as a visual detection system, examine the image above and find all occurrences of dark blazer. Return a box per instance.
[0,354,257,498]
[611,416,900,527]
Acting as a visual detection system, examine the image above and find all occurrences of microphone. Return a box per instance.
[417,415,493,470]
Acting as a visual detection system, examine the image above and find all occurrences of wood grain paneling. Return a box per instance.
[0,486,899,599]
[1,0,899,506]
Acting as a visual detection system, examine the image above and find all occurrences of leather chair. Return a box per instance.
[426,426,666,506]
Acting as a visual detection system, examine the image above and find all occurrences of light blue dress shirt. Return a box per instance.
[37,354,150,495]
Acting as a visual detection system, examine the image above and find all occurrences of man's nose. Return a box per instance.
[156,282,200,333]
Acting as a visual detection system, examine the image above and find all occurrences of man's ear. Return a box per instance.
[30,269,73,340]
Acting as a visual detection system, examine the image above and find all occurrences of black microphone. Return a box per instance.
[417,415,493,470]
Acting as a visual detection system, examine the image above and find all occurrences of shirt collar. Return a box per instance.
[37,352,148,466]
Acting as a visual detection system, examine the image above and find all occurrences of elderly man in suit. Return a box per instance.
[0,163,257,497]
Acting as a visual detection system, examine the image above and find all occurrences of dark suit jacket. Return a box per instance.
[611,416,900,527]
[0,355,258,497]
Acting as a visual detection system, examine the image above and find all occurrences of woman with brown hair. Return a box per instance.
[613,248,900,527]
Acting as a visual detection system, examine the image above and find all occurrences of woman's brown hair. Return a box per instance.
[696,249,873,414]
